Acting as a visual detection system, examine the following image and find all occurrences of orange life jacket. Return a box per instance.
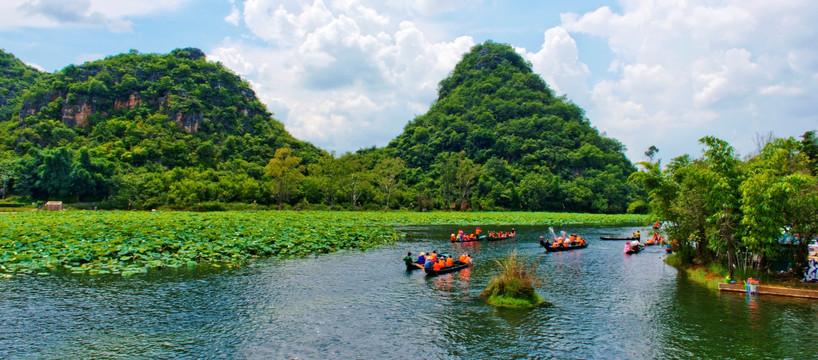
[446,258,454,266]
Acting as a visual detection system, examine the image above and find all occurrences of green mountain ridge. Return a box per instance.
[0,43,640,212]
[384,42,637,212]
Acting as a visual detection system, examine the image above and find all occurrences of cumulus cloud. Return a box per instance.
[213,0,474,153]
[1,0,187,32]
[225,0,240,26]
[518,26,591,104]
[542,0,818,161]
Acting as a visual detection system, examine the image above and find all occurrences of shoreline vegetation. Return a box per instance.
[665,254,818,292]
[0,210,647,277]
[481,250,545,308]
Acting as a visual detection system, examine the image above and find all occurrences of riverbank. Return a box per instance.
[665,254,818,294]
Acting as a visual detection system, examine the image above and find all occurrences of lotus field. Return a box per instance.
[0,210,646,276]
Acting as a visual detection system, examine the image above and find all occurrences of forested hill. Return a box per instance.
[0,44,640,213]
[0,50,44,121]
[384,42,638,213]
[0,48,323,208]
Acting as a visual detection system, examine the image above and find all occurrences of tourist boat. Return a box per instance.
[625,244,644,254]
[600,236,640,241]
[424,261,471,276]
[450,235,486,243]
[543,242,588,252]
[486,234,515,241]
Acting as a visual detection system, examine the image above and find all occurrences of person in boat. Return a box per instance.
[424,258,435,270]
[510,228,516,237]
[451,233,456,241]
[653,221,661,229]
[404,252,414,267]
[428,251,438,263]
[417,252,426,265]
[446,255,454,267]
[475,227,482,236]
[433,258,445,271]
[634,231,641,239]
[624,241,631,253]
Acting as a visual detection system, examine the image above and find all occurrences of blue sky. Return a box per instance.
[1,0,816,164]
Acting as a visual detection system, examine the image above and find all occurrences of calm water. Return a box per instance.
[2,225,817,359]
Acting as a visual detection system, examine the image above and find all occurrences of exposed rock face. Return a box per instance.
[172,111,202,133]
[61,100,93,127]
[113,93,142,111]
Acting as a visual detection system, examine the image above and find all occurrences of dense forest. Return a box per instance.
[631,133,818,277]
[0,43,640,212]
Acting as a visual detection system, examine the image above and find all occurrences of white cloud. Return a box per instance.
[225,0,240,26]
[213,0,474,153]
[518,26,591,104]
[542,0,818,161]
[0,0,188,31]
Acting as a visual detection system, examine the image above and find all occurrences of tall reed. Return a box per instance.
[481,249,544,308]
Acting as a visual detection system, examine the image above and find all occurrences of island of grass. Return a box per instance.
[481,250,544,308]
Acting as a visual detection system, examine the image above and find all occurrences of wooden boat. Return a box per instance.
[600,236,640,241]
[625,245,644,254]
[543,242,588,252]
[405,261,423,271]
[424,261,471,276]
[486,234,515,242]
[450,235,486,243]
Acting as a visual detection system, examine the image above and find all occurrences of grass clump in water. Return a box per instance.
[481,249,544,308]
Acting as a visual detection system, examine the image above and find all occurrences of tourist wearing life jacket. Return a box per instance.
[459,254,467,263]
[433,259,444,271]
[451,234,456,241]
[446,256,454,267]
[404,252,414,267]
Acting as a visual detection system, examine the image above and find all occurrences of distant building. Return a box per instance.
[44,201,63,211]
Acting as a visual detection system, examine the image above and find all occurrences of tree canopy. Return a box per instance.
[0,43,642,213]
[631,132,818,277]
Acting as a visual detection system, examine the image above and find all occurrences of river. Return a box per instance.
[1,225,816,359]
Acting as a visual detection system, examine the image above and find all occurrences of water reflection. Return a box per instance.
[1,225,817,359]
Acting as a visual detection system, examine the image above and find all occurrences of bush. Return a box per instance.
[481,249,544,308]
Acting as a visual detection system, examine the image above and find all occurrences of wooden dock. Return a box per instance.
[718,283,818,299]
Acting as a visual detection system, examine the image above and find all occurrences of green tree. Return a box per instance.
[434,152,459,210]
[308,152,342,210]
[699,136,744,279]
[0,160,15,199]
[454,151,479,210]
[36,147,75,199]
[373,157,405,210]
[265,147,304,210]
[741,138,818,275]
